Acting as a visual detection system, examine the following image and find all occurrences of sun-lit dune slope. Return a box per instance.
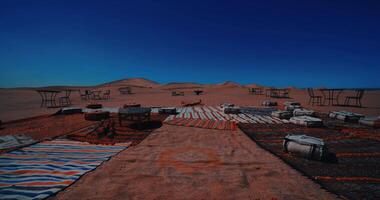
[210,81,242,89]
[99,78,161,88]
[159,82,205,90]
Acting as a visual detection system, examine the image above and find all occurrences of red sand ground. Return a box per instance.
[0,114,95,141]
[50,125,336,200]
[1,79,378,199]
[1,80,379,122]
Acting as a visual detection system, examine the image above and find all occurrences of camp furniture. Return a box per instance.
[59,89,72,106]
[262,100,277,106]
[60,107,83,114]
[307,88,322,105]
[84,111,110,121]
[91,90,102,100]
[36,89,61,108]
[119,87,132,94]
[267,88,290,98]
[271,110,293,119]
[103,89,111,100]
[285,105,302,112]
[359,116,380,128]
[118,107,151,125]
[240,107,277,115]
[283,134,327,161]
[248,88,263,95]
[220,103,235,110]
[284,101,302,111]
[284,101,301,106]
[158,107,177,114]
[329,111,364,122]
[289,116,323,127]
[320,88,343,106]
[293,108,315,116]
[79,90,92,100]
[344,89,364,107]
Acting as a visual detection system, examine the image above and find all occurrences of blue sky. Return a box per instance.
[0,0,379,88]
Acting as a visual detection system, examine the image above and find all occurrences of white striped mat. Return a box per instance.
[164,106,289,124]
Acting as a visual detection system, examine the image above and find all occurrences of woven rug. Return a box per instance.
[0,139,129,200]
[165,118,237,130]
[164,106,288,130]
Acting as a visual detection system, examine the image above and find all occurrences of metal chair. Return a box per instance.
[103,90,111,100]
[307,88,322,105]
[79,90,91,100]
[344,90,364,107]
[59,90,71,106]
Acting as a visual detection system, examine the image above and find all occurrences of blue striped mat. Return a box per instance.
[0,139,129,200]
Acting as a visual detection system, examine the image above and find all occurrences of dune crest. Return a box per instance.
[101,78,161,88]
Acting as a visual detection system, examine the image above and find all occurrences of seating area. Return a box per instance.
[307,88,322,105]
[119,87,132,94]
[79,89,111,101]
[248,87,263,95]
[266,88,290,98]
[36,89,74,108]
[307,88,365,107]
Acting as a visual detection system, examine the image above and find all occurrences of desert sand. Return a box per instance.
[1,78,379,122]
[1,78,379,199]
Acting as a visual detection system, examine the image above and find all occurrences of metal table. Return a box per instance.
[91,90,102,100]
[249,88,263,95]
[319,89,344,106]
[36,90,61,108]
[266,88,289,98]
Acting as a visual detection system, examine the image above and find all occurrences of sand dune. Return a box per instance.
[159,82,204,90]
[211,81,242,88]
[100,78,161,88]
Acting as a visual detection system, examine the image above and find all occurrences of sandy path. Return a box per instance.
[51,125,337,200]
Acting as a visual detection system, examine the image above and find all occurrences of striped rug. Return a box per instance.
[164,106,288,130]
[165,118,238,130]
[0,139,129,200]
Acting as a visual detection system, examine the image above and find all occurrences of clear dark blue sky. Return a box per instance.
[0,0,379,88]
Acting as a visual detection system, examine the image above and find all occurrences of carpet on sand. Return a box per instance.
[0,139,129,200]
[164,106,288,130]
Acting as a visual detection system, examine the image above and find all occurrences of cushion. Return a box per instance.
[262,100,278,106]
[84,111,110,121]
[329,111,364,122]
[271,110,293,119]
[359,117,380,128]
[285,105,302,112]
[60,107,83,114]
[290,116,323,127]
[283,101,301,106]
[293,108,315,117]
[159,107,177,114]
